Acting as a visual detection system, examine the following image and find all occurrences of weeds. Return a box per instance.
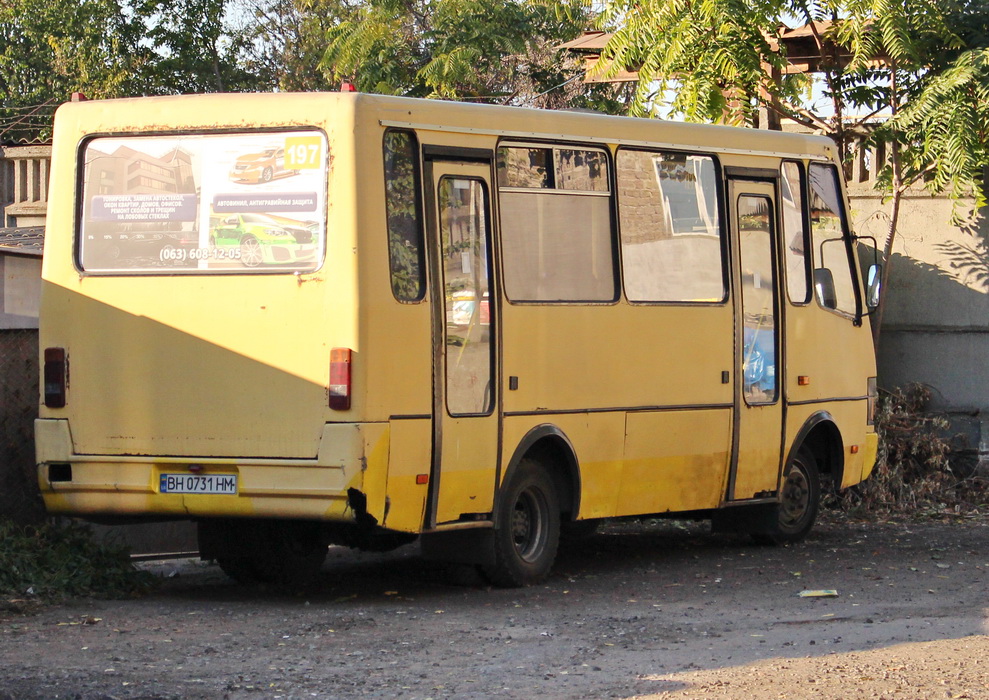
[0,520,156,605]
[829,383,988,517]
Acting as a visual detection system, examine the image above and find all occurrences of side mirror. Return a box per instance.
[866,263,881,309]
[814,268,837,309]
[853,234,882,317]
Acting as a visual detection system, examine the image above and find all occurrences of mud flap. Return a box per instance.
[420,528,496,567]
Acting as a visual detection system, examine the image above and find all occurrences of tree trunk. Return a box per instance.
[872,62,903,354]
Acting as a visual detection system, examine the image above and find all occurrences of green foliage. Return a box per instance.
[0,0,143,141]
[1,0,626,142]
[598,0,792,122]
[134,0,272,94]
[321,0,623,110]
[0,521,156,603]
[0,0,275,141]
[892,48,989,212]
[240,0,357,91]
[597,0,989,210]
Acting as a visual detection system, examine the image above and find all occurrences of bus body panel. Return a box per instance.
[618,408,732,514]
[501,305,735,412]
[382,418,431,532]
[783,400,873,489]
[41,279,331,458]
[785,304,876,402]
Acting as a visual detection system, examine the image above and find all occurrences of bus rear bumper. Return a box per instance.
[35,419,379,522]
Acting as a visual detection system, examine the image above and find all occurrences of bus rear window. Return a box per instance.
[78,131,328,274]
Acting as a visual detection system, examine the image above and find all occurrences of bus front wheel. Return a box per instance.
[753,447,821,546]
[482,459,560,587]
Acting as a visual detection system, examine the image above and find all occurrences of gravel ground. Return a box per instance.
[0,514,986,699]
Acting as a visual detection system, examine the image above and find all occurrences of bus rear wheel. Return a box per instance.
[753,447,820,546]
[481,459,560,587]
[202,520,327,587]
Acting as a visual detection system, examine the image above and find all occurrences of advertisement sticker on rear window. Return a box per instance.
[78,131,328,274]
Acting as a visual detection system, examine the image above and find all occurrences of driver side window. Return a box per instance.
[809,164,857,315]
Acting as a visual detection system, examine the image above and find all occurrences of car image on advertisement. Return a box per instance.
[228,147,297,184]
[210,214,316,268]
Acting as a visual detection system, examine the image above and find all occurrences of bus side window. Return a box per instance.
[780,161,811,304]
[617,148,725,303]
[497,144,616,302]
[384,130,426,302]
[808,163,857,315]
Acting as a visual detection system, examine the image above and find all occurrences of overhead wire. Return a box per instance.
[0,101,59,112]
[0,99,58,140]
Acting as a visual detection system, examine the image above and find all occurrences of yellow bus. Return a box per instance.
[37,92,879,586]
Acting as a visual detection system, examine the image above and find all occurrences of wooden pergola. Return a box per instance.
[558,21,865,83]
[559,22,887,130]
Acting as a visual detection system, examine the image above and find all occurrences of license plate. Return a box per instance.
[159,473,238,495]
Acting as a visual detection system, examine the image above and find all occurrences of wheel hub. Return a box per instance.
[511,488,545,562]
[780,467,810,527]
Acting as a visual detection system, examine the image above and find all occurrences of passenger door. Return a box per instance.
[728,177,785,501]
[424,154,500,526]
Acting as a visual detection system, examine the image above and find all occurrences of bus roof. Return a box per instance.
[55,92,837,162]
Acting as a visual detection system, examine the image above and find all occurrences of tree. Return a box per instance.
[0,0,143,141]
[134,0,270,94]
[597,0,989,346]
[321,0,627,111]
[237,0,362,92]
[0,0,278,142]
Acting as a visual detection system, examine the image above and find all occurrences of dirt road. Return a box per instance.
[1,515,986,699]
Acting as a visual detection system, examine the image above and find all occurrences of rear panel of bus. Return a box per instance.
[36,93,394,524]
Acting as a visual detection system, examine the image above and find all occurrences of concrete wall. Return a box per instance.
[1,253,42,329]
[848,182,989,461]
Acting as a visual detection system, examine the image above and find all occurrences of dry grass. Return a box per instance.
[828,383,988,518]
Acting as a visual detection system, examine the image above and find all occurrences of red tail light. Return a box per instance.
[44,347,67,408]
[329,348,352,410]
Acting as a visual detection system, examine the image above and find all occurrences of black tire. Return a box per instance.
[251,521,328,586]
[753,447,821,545]
[261,166,273,182]
[481,459,560,587]
[203,520,327,587]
